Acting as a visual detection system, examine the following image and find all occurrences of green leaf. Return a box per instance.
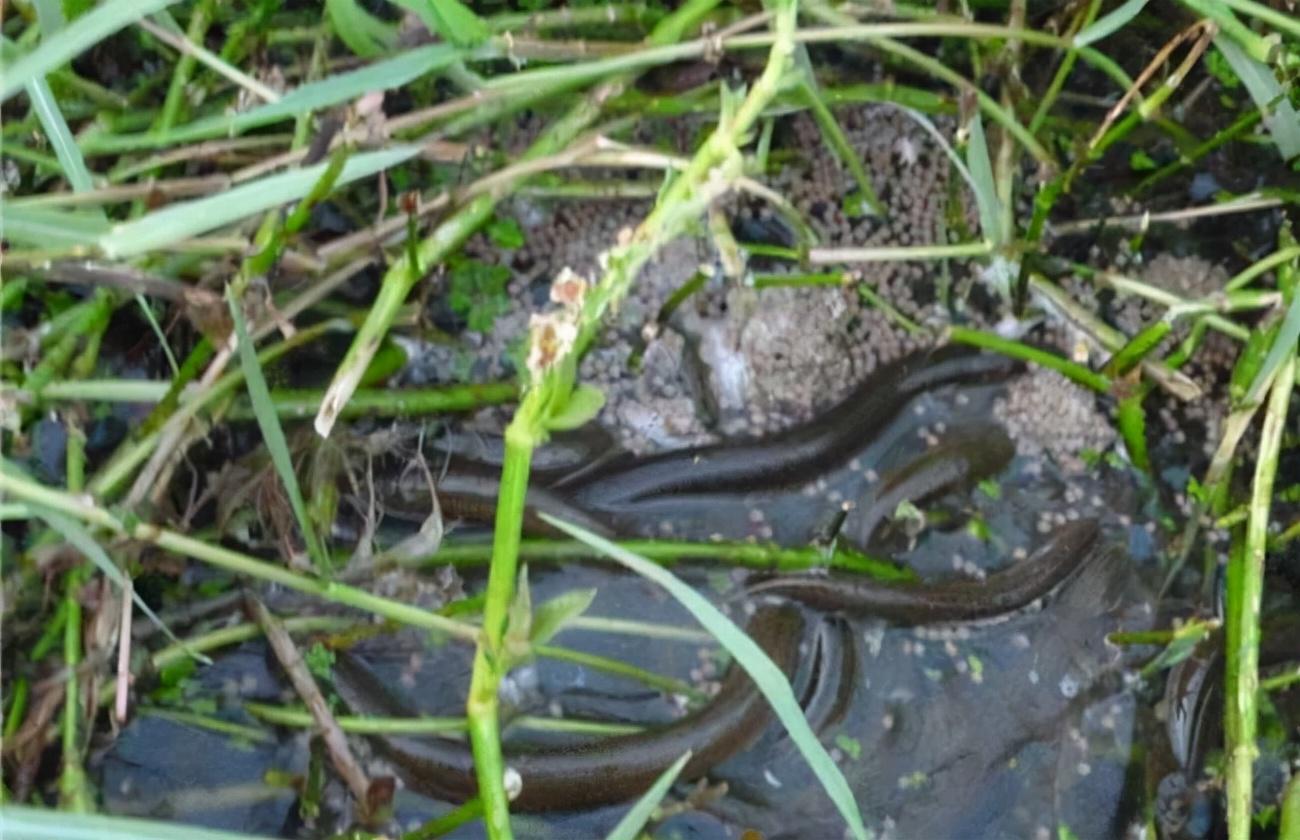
[326,0,397,58]
[834,734,863,761]
[964,115,1006,246]
[448,258,511,333]
[504,566,534,664]
[390,0,489,48]
[305,643,335,680]
[545,383,606,432]
[487,217,525,249]
[102,146,420,258]
[1,0,182,102]
[1074,0,1150,47]
[1230,320,1278,406]
[20,31,98,196]
[1213,35,1300,161]
[604,750,693,840]
[3,205,109,249]
[0,805,280,840]
[79,44,460,154]
[1242,290,1300,407]
[226,286,331,575]
[530,588,597,647]
[539,513,869,840]
[1129,149,1158,171]
[1204,48,1241,89]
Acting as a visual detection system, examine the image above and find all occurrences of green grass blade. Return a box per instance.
[1243,289,1300,407]
[1,0,182,102]
[539,513,868,840]
[964,115,1005,246]
[605,750,692,840]
[80,43,460,153]
[226,286,330,575]
[100,145,420,258]
[4,205,110,249]
[1074,0,1150,47]
[1212,35,1300,161]
[393,0,490,47]
[25,77,96,194]
[29,505,210,663]
[0,806,279,840]
[326,0,399,58]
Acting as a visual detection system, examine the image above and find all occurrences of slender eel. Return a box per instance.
[844,422,1016,550]
[569,345,1020,507]
[380,457,615,539]
[331,605,804,812]
[748,519,1102,623]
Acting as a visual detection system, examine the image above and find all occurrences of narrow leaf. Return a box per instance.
[326,0,398,58]
[965,115,1006,246]
[80,44,459,153]
[391,0,489,48]
[4,205,110,249]
[1243,290,1300,407]
[1,0,182,102]
[102,145,420,258]
[0,805,277,840]
[1213,35,1300,160]
[530,588,598,647]
[545,384,606,432]
[540,513,868,840]
[605,750,693,840]
[1074,0,1150,47]
[226,287,331,574]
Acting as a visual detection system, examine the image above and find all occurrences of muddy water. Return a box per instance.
[97,360,1163,839]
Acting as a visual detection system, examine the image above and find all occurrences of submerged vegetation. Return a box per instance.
[1,0,1299,838]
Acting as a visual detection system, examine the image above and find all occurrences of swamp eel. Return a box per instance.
[748,518,1102,623]
[332,605,805,811]
[568,344,1020,507]
[380,346,1018,552]
[844,421,1016,549]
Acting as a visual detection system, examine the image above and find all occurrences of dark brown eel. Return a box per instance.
[344,347,1112,811]
[845,421,1016,549]
[337,520,1100,811]
[332,605,805,811]
[747,518,1102,623]
[568,344,1020,508]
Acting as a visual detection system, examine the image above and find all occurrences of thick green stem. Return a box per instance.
[466,419,537,838]
[1226,354,1295,839]
[463,2,794,834]
[58,566,89,812]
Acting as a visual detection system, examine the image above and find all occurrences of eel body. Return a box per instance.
[344,346,1113,812]
[568,344,1019,508]
[332,605,804,811]
[747,518,1102,623]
